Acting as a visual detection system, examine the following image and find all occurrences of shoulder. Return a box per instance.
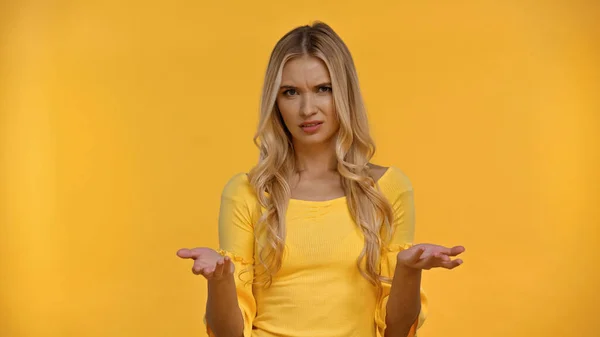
[221,172,257,202]
[370,164,414,198]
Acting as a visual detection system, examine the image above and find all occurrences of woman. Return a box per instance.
[177,21,465,337]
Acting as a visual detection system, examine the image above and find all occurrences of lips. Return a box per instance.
[299,121,323,134]
[299,121,323,127]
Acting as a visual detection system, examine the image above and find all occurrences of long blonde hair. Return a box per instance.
[247,22,395,290]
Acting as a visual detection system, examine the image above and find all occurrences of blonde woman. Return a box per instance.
[177,22,465,337]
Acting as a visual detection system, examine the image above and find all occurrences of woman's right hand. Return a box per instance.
[176,247,235,281]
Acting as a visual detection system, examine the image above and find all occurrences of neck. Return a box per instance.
[293,140,337,174]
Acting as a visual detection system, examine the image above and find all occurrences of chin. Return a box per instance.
[294,132,337,147]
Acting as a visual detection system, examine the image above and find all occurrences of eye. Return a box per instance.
[318,86,332,93]
[283,89,297,96]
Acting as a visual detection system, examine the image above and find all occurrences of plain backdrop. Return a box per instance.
[1,1,599,336]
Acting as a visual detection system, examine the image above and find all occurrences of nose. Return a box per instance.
[300,93,318,118]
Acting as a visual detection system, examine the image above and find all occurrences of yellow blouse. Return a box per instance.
[205,167,427,337]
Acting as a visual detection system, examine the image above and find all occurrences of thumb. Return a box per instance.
[408,246,425,264]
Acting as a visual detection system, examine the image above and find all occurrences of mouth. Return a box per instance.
[299,121,323,128]
[299,121,324,134]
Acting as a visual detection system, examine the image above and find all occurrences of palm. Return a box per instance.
[176,247,235,280]
[397,243,465,270]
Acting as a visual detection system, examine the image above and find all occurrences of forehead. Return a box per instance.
[280,55,331,85]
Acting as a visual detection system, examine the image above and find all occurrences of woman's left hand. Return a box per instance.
[396,243,465,270]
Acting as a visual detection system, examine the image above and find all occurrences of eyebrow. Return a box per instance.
[279,82,332,90]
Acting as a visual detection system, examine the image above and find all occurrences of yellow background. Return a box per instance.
[1,1,598,336]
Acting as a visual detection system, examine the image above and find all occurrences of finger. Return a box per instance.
[213,258,225,279]
[192,260,208,275]
[192,265,202,275]
[434,252,450,262]
[223,256,234,274]
[416,254,438,270]
[447,246,466,256]
[177,248,203,259]
[441,258,463,269]
[201,266,215,279]
[408,247,425,264]
[448,259,462,269]
[177,248,193,259]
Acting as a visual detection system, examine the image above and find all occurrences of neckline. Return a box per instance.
[288,194,347,206]
[288,167,392,205]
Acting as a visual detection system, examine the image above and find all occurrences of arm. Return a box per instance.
[374,167,426,337]
[206,173,258,337]
[385,245,465,337]
[177,247,245,337]
[384,266,422,337]
[206,275,244,337]
[382,187,423,337]
[377,167,464,337]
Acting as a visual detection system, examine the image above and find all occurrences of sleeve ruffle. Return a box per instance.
[217,248,253,265]
[375,243,428,337]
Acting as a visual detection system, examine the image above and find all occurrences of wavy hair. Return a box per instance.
[247,22,395,291]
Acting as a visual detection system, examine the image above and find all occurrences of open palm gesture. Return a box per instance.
[176,247,235,281]
[397,243,465,270]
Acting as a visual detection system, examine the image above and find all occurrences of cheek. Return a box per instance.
[276,99,297,128]
[316,95,335,116]
[328,108,340,134]
[330,116,340,135]
[317,96,337,125]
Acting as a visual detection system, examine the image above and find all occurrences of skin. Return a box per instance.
[176,248,243,337]
[177,54,466,337]
[277,55,343,201]
[385,244,465,336]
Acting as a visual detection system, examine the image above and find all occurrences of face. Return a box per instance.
[276,55,339,147]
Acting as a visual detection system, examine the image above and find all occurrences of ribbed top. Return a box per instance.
[205,167,427,337]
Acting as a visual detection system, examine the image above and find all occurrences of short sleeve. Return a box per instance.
[204,173,258,337]
[375,167,428,337]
